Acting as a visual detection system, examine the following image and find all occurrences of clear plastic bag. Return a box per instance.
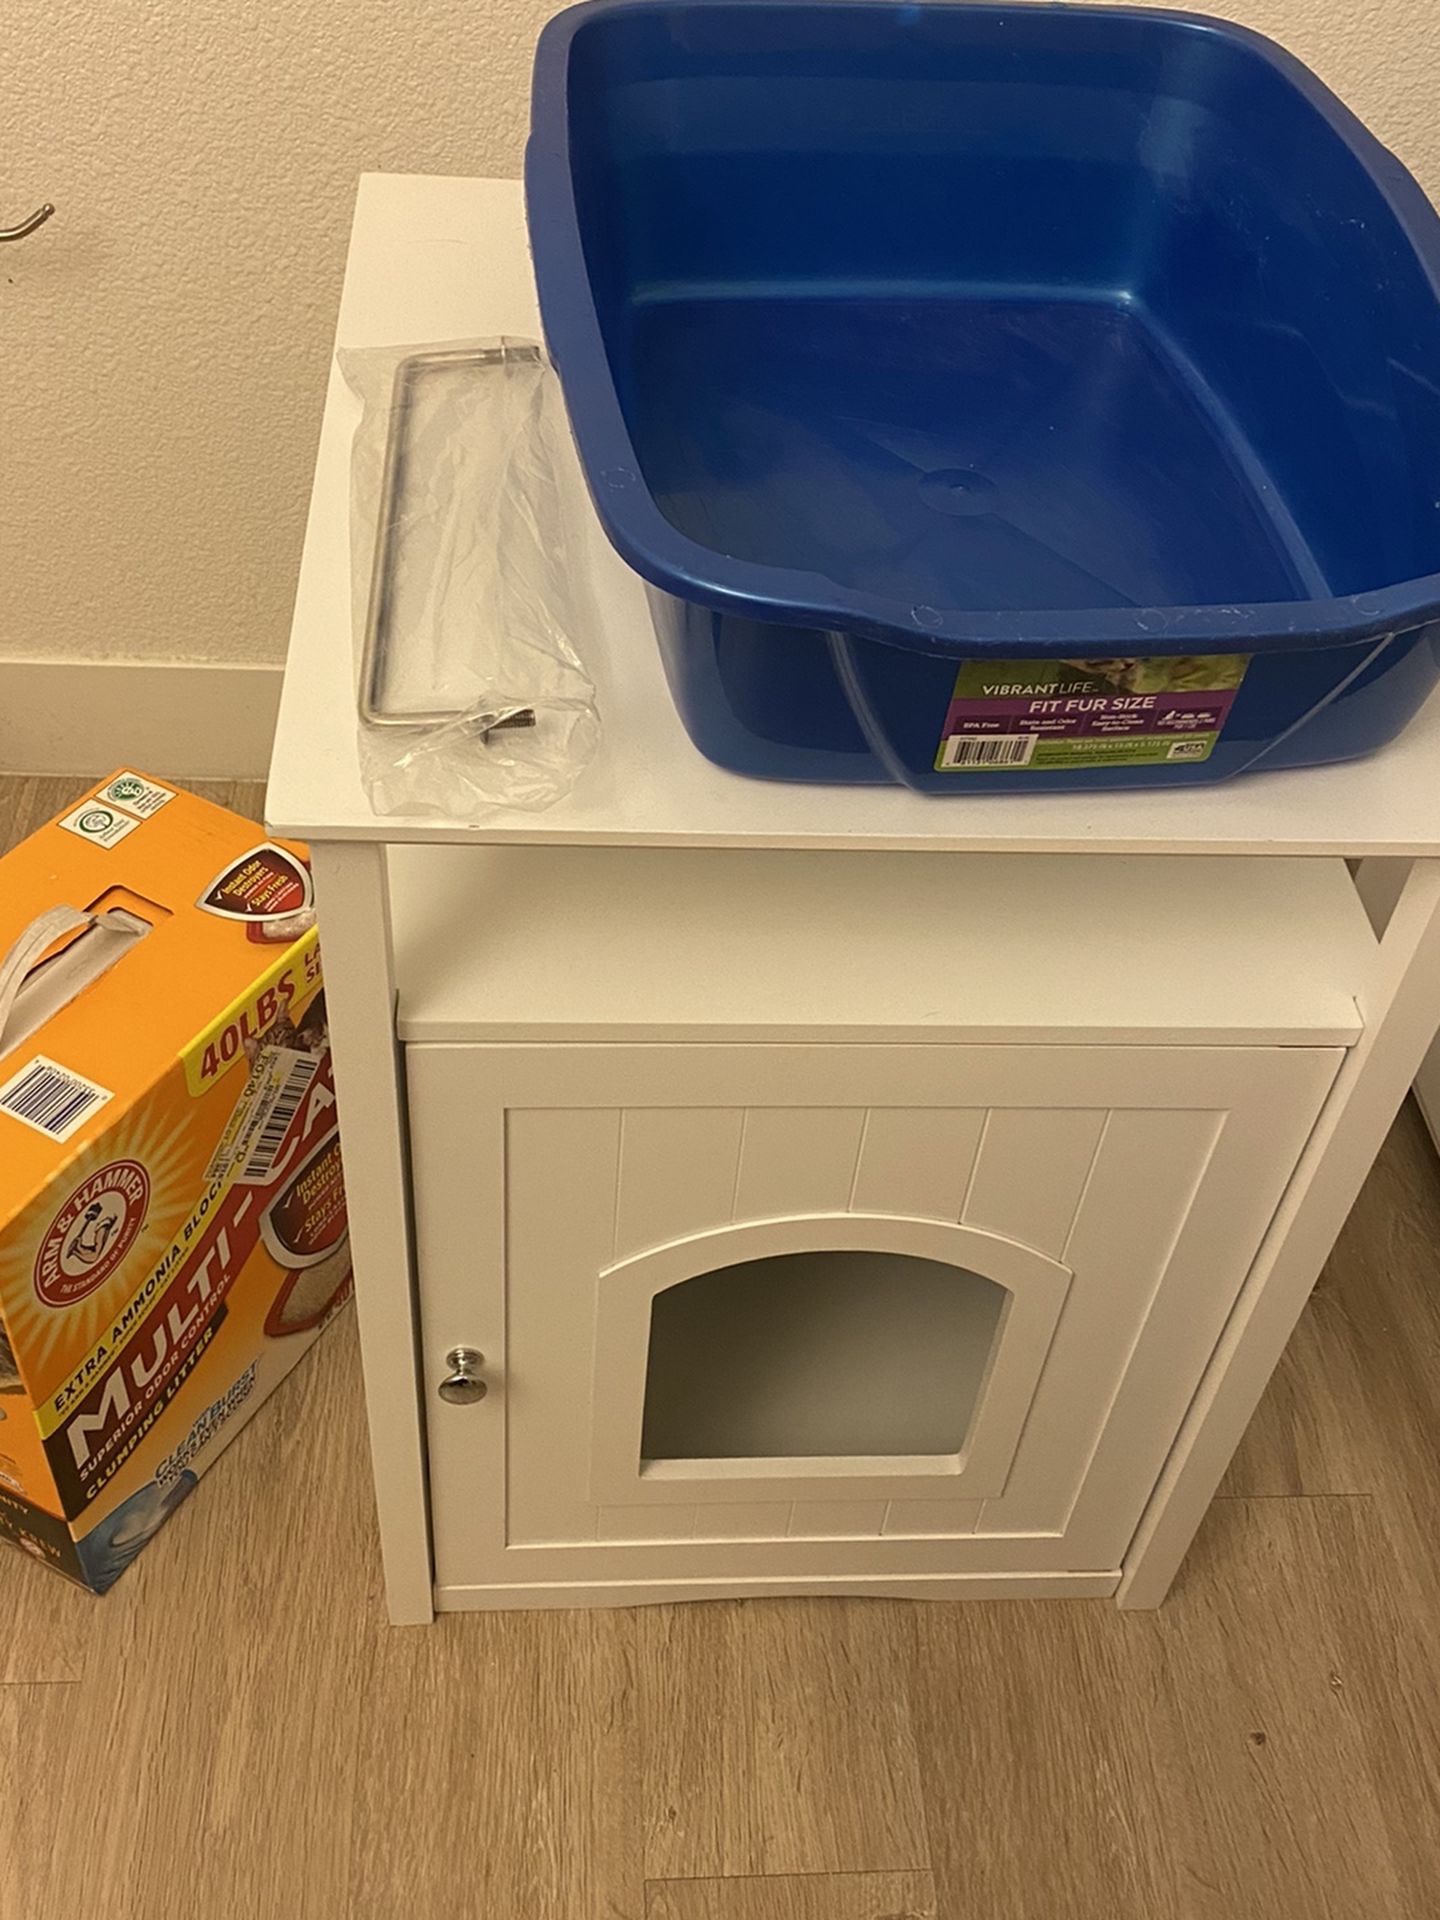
[340,338,600,817]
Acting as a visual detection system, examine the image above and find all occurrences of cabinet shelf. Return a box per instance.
[391,846,1373,1048]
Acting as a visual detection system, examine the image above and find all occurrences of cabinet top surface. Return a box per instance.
[267,173,1440,857]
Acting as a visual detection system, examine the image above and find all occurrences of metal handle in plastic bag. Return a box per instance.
[358,345,543,736]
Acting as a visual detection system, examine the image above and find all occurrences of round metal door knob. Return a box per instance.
[438,1346,488,1405]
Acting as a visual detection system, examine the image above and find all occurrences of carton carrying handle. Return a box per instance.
[0,906,149,1061]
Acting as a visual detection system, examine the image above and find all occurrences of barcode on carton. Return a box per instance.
[941,733,1037,769]
[236,1053,320,1185]
[0,1055,113,1141]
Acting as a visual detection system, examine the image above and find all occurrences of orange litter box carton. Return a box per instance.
[0,773,351,1590]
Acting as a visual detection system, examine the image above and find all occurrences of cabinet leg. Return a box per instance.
[1118,857,1440,1608]
[311,840,433,1624]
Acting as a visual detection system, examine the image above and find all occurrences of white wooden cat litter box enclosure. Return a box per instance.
[268,175,1440,1625]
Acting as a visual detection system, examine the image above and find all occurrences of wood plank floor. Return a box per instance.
[4,775,1440,1917]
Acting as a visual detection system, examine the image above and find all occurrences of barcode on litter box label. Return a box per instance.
[941,734,1037,769]
[0,1056,113,1141]
[237,1053,320,1185]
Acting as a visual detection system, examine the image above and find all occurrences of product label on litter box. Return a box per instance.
[934,655,1250,772]
[204,1046,322,1186]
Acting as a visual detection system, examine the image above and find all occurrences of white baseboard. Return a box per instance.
[0,658,284,781]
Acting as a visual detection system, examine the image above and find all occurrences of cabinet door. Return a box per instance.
[409,1043,1340,1598]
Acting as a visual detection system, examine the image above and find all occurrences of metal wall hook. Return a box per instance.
[1,204,55,243]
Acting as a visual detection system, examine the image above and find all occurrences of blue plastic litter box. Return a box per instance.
[526,1,1440,790]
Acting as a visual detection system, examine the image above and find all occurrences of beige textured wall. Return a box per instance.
[5,0,1439,667]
